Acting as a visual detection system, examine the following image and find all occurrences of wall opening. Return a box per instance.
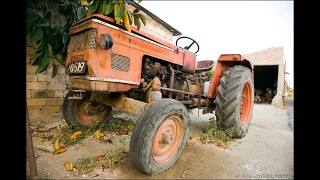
[254,65,278,104]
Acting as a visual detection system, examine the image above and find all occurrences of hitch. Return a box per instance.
[68,89,86,100]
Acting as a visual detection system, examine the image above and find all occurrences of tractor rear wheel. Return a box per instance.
[215,65,254,138]
[130,99,190,175]
[62,90,112,126]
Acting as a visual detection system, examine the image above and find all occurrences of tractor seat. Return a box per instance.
[195,60,215,71]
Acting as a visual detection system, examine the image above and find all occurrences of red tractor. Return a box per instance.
[63,14,254,175]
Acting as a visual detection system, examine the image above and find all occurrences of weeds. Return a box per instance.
[76,157,96,173]
[199,120,234,147]
[74,143,127,174]
[59,117,135,146]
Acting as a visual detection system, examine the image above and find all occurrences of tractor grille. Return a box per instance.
[111,54,130,72]
[68,28,97,52]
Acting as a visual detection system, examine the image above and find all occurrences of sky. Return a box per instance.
[140,1,294,88]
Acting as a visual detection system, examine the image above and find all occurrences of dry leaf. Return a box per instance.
[70,131,82,140]
[94,130,104,139]
[189,136,201,140]
[64,161,73,171]
[94,155,104,161]
[127,124,134,131]
[54,138,60,151]
[54,147,66,154]
[119,129,129,135]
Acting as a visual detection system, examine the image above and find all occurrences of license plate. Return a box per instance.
[67,61,87,74]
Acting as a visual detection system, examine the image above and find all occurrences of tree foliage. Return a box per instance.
[26,0,146,78]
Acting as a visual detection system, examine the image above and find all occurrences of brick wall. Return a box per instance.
[26,35,69,116]
[26,8,175,121]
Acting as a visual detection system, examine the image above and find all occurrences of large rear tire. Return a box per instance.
[62,90,112,126]
[130,99,190,175]
[215,65,254,138]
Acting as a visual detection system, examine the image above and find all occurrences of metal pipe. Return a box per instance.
[168,64,174,98]
[180,98,209,107]
[26,106,38,180]
[160,87,194,95]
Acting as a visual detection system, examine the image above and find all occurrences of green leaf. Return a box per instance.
[133,8,140,13]
[126,1,140,10]
[26,9,35,20]
[47,44,52,56]
[59,0,71,13]
[52,63,58,78]
[49,8,57,17]
[103,0,114,15]
[62,32,69,43]
[26,19,34,35]
[50,20,55,30]
[54,18,60,28]
[30,51,41,64]
[86,0,99,17]
[34,42,43,52]
[63,22,72,33]
[116,4,125,18]
[76,7,86,20]
[43,10,51,21]
[138,0,142,3]
[137,13,146,26]
[55,54,64,63]
[53,38,63,49]
[52,27,61,36]
[31,27,44,42]
[133,14,141,30]
[97,0,104,14]
[33,17,43,25]
[32,50,44,66]
[38,19,51,28]
[35,54,50,74]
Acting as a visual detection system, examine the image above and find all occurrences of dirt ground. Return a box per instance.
[27,100,293,179]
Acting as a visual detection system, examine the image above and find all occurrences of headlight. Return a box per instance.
[99,34,113,50]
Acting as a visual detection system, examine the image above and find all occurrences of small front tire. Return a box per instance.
[130,99,190,175]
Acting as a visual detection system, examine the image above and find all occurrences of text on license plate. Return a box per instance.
[68,61,87,74]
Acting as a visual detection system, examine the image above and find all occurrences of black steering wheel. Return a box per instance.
[176,36,200,54]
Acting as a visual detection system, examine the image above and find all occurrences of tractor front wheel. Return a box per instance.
[215,65,254,138]
[130,99,190,175]
[62,90,112,126]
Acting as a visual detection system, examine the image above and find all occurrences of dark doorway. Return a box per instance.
[253,65,278,103]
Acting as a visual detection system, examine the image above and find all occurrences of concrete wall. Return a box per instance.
[26,8,175,121]
[243,46,285,108]
[243,46,284,66]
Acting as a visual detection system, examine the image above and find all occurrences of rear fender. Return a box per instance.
[208,54,254,98]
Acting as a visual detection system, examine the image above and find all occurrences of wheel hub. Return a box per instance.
[240,81,253,126]
[76,99,106,125]
[152,115,183,164]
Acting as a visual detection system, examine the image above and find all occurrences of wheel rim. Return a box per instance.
[240,81,253,126]
[76,99,106,125]
[152,115,183,164]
